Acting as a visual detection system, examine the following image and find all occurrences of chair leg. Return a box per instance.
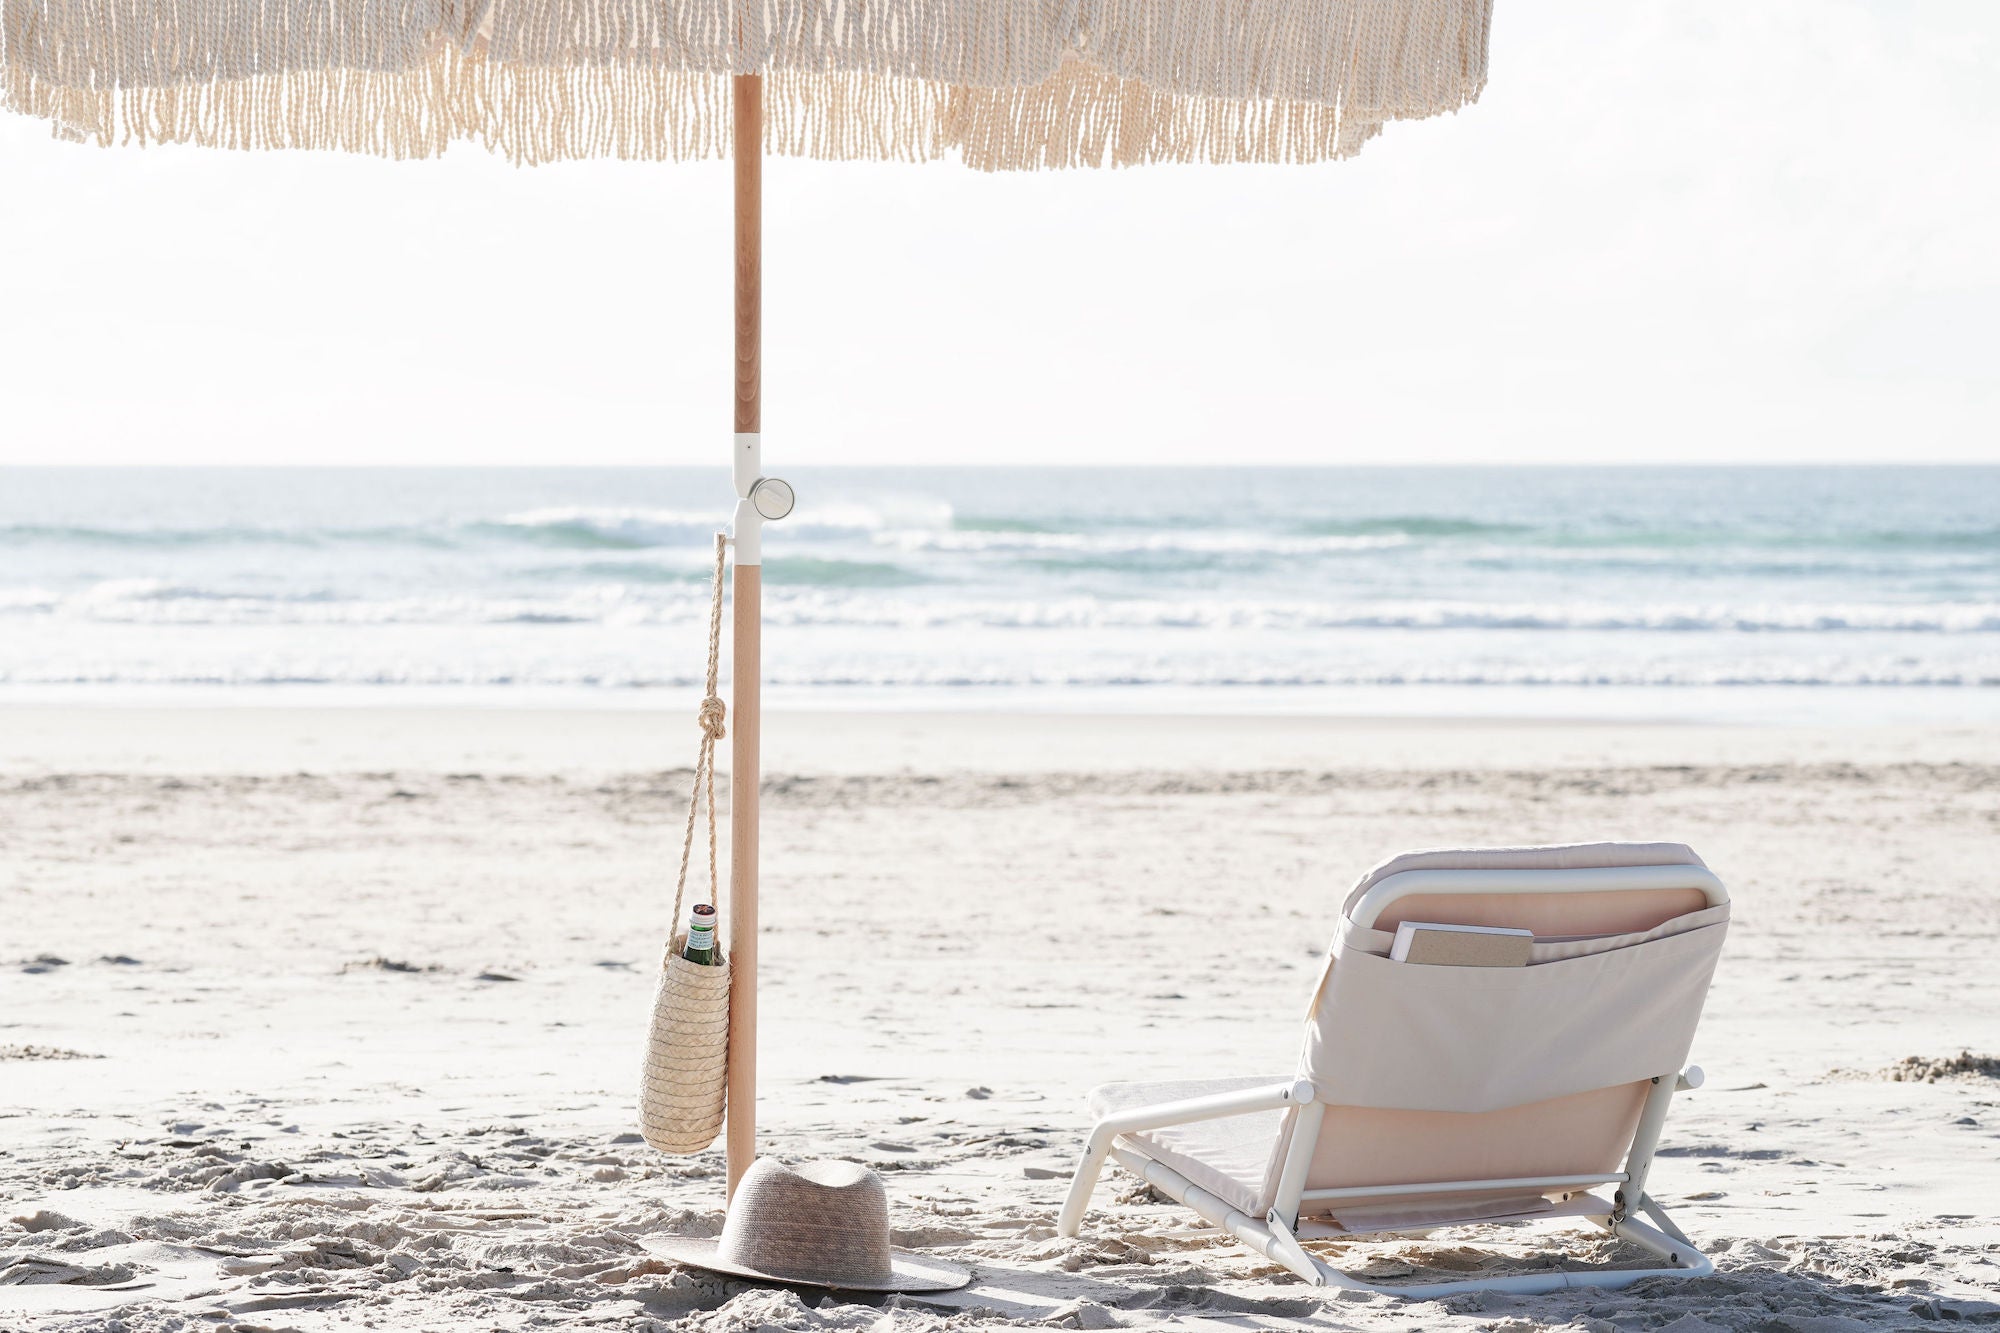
[1054,1080,1316,1239]
[1108,1146,1322,1287]
[1636,1194,1696,1249]
[1089,1144,1711,1297]
[1611,1205,1712,1276]
[1262,1212,1329,1287]
[1057,1128,1113,1237]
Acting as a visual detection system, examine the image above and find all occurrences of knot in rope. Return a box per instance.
[670,533,731,935]
[697,694,727,741]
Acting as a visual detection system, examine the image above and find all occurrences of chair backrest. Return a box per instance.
[1292,843,1728,1205]
[1344,842,1717,934]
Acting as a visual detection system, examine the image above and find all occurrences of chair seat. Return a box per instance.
[1299,1189,1616,1238]
[1063,844,1726,1297]
[1086,1076,1289,1219]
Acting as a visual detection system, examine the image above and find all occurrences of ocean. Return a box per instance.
[2,466,1997,721]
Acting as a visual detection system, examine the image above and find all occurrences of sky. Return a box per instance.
[0,1,1995,469]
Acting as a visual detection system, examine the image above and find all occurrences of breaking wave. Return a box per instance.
[6,466,1996,703]
[8,582,1998,635]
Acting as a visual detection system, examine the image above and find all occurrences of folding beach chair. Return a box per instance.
[1059,843,1729,1297]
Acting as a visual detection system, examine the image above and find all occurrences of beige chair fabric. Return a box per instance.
[1334,900,1729,965]
[1088,1077,1286,1218]
[1307,1081,1651,1199]
[1342,841,1711,936]
[1299,843,1727,1202]
[1085,1077,1656,1220]
[1085,842,1729,1225]
[1342,842,1710,913]
[1322,1189,1555,1233]
[1301,917,1726,1112]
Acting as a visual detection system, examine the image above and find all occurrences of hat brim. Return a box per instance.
[640,1236,972,1294]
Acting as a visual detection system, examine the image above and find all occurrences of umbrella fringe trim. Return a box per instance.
[3,58,1413,168]
[1,0,1484,167]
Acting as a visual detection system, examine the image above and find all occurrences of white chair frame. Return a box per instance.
[1058,863,1728,1298]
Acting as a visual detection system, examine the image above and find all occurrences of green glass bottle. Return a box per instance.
[683,902,719,966]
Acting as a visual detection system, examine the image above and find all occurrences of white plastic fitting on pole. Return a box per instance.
[732,433,763,566]
[732,498,762,565]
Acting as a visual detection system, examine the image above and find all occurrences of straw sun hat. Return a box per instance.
[643,1158,971,1293]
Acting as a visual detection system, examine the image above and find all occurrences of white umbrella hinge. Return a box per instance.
[729,433,793,566]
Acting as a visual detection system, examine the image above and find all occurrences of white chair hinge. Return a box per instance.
[1264,1209,1323,1286]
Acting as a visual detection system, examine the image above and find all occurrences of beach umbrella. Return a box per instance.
[1,0,1492,1195]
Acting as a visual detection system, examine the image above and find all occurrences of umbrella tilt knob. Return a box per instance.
[729,470,793,566]
[750,477,796,522]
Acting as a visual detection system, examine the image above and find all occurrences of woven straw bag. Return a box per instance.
[639,534,732,1154]
[640,940,730,1152]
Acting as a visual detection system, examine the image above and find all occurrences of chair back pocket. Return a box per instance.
[1300,921,1725,1113]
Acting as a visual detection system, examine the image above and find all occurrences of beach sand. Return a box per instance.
[3,706,1997,1331]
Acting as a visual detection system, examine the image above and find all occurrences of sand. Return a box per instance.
[3,705,1998,1331]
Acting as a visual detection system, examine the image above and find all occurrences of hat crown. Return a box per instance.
[716,1159,894,1287]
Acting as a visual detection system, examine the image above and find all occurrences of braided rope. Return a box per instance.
[640,530,732,1155]
[668,531,729,938]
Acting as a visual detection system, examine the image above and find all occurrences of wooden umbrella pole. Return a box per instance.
[725,72,762,1201]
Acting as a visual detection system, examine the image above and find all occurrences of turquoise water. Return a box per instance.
[1,466,1996,714]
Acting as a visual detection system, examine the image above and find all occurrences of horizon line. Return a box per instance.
[5,460,1998,471]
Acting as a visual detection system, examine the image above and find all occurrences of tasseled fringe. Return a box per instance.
[2,0,1487,168]
[5,58,1387,167]
[939,66,1384,170]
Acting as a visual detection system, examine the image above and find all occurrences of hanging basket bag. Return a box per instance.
[639,940,731,1153]
[640,533,733,1155]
